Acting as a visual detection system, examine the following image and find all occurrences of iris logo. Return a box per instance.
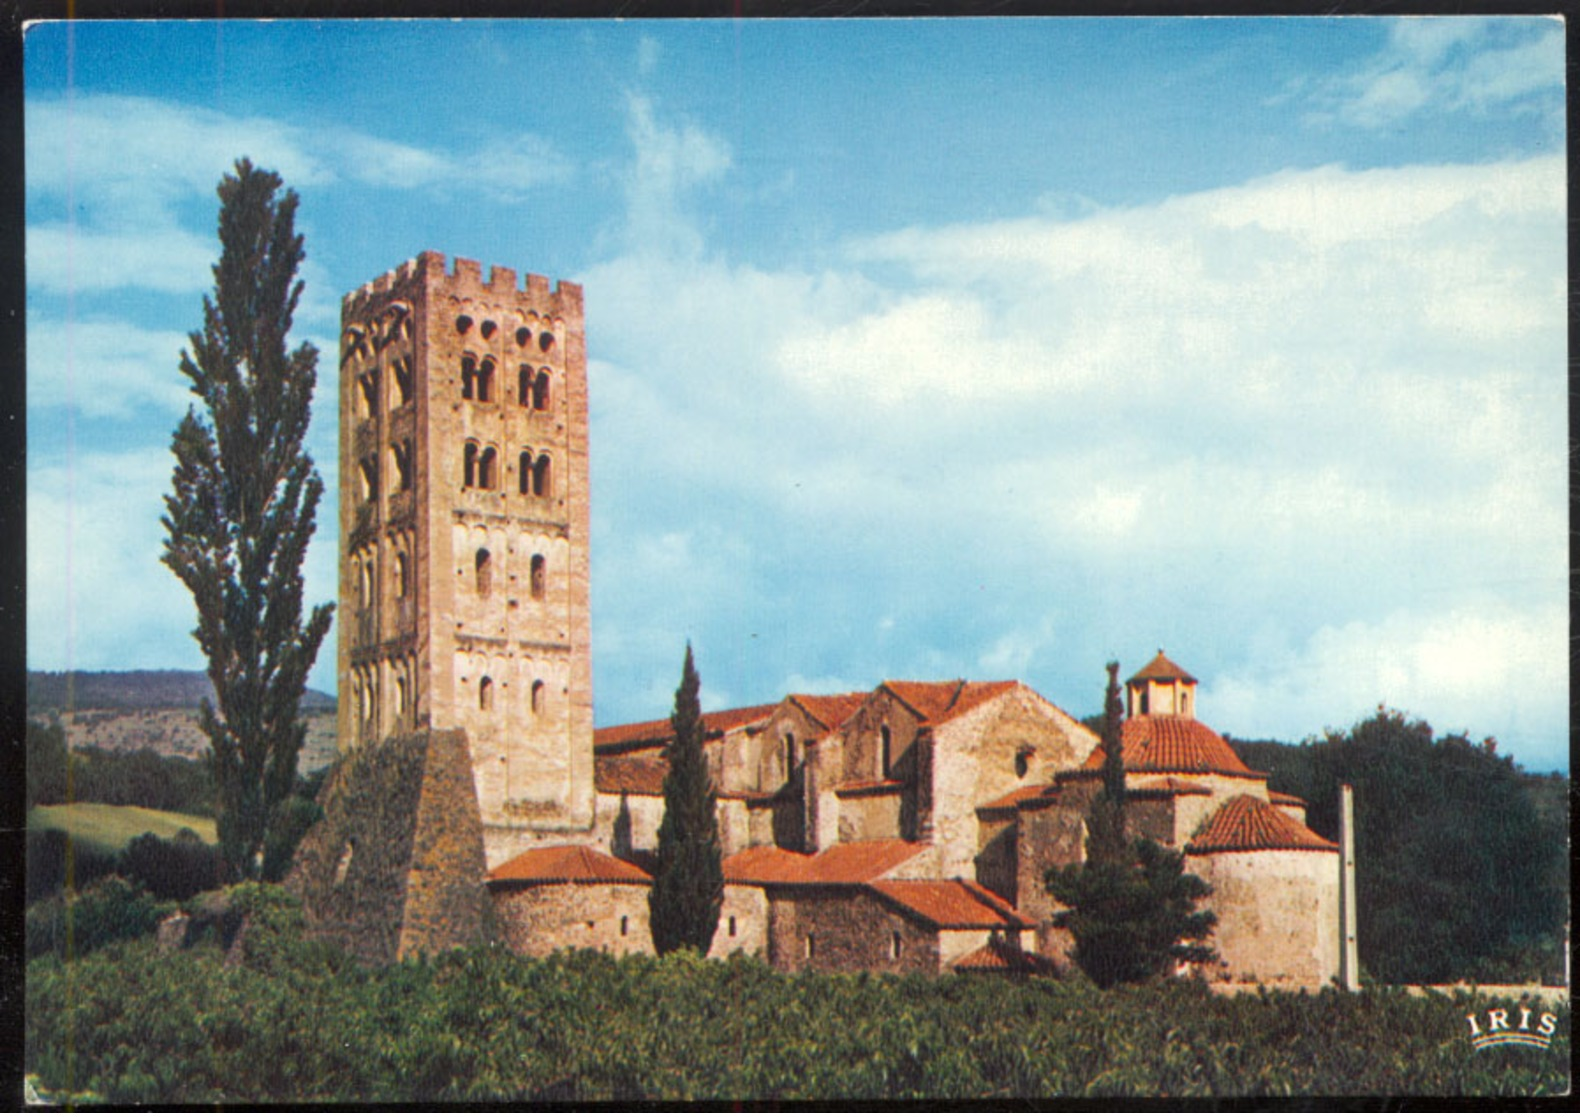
[1465,1006,1560,1051]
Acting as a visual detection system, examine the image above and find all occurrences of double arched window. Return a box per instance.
[517,452,551,498]
[461,355,495,402]
[463,442,498,490]
[518,366,551,411]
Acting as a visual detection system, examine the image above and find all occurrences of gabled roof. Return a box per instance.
[951,938,1059,975]
[593,702,779,752]
[1186,795,1339,855]
[1127,651,1198,685]
[788,692,868,732]
[869,879,1031,930]
[488,845,652,887]
[723,845,816,885]
[880,680,1019,727]
[1081,716,1259,778]
[722,839,928,886]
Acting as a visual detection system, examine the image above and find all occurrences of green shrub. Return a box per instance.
[119,829,225,901]
[26,875,168,961]
[26,828,120,905]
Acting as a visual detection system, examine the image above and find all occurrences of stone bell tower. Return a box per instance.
[337,251,593,866]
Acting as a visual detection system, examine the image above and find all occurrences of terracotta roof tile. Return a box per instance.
[594,753,669,796]
[488,845,652,887]
[869,879,1031,930]
[881,680,1018,727]
[723,845,816,885]
[593,702,779,751]
[789,692,868,731]
[977,784,1060,813]
[811,839,929,883]
[951,938,1059,974]
[1268,790,1307,806]
[1186,795,1339,855]
[1127,651,1198,685]
[1082,716,1257,777]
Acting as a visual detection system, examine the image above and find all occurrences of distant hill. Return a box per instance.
[28,670,336,713]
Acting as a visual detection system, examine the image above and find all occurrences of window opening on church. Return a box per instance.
[479,676,494,711]
[480,319,497,340]
[620,915,629,937]
[334,841,356,887]
[478,447,498,489]
[729,916,738,937]
[394,674,407,716]
[475,548,493,597]
[806,934,816,960]
[880,725,892,778]
[530,554,546,600]
[394,552,410,598]
[532,680,545,714]
[533,370,551,411]
[391,441,412,493]
[539,331,555,352]
[891,931,902,960]
[456,314,473,334]
[461,354,478,399]
[516,326,531,347]
[532,454,551,498]
[463,441,479,488]
[518,366,533,407]
[1015,747,1031,779]
[785,733,797,777]
[518,451,533,495]
[476,357,495,402]
[359,457,378,503]
[1140,689,1150,715]
[392,357,413,407]
[357,371,378,418]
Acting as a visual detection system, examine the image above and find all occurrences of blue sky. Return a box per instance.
[25,17,1568,772]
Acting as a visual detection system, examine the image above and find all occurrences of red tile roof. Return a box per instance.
[811,839,929,883]
[593,702,779,751]
[594,753,669,796]
[488,845,652,887]
[951,938,1059,975]
[833,777,906,798]
[869,879,1031,930]
[1186,795,1340,855]
[881,680,1019,727]
[723,845,816,885]
[789,692,868,731]
[1082,716,1258,777]
[1127,651,1198,685]
[977,784,1060,813]
[1269,790,1307,807]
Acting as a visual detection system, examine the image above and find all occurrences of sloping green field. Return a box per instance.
[28,803,217,853]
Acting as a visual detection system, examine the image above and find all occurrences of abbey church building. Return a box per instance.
[289,255,1348,989]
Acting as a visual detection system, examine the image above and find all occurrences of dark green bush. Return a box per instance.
[26,828,120,905]
[119,829,226,902]
[26,875,169,961]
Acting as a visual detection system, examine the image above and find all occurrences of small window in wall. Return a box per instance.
[391,441,412,493]
[518,450,533,495]
[531,679,545,714]
[533,370,551,411]
[880,725,893,779]
[478,447,498,489]
[1140,689,1150,715]
[729,916,738,937]
[479,676,494,711]
[456,314,473,335]
[620,915,629,937]
[357,371,378,418]
[475,548,492,597]
[481,319,497,340]
[334,841,356,887]
[463,442,479,488]
[891,931,902,960]
[476,357,496,403]
[805,934,816,960]
[532,454,551,498]
[461,354,478,400]
[539,331,555,353]
[1015,746,1033,780]
[395,552,410,598]
[530,554,546,600]
[785,734,798,777]
[1181,691,1192,717]
[515,326,531,347]
[394,675,407,716]
[518,366,533,407]
[359,457,378,503]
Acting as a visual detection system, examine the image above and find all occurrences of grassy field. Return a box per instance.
[28,803,218,852]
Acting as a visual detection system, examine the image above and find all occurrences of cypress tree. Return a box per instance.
[1087,660,1128,865]
[161,159,334,882]
[648,643,724,955]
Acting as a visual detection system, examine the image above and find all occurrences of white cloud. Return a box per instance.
[617,94,732,258]
[27,318,192,417]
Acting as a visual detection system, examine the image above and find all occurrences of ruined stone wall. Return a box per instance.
[491,881,654,957]
[1187,848,1340,989]
[767,888,940,975]
[288,729,490,966]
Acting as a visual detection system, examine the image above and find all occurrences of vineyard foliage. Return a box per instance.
[26,888,1570,1103]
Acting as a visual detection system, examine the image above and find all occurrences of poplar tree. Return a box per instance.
[648,644,724,955]
[1086,661,1128,865]
[162,159,334,882]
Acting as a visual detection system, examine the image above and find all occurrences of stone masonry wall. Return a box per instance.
[767,888,940,975]
[1187,848,1340,989]
[492,882,654,957]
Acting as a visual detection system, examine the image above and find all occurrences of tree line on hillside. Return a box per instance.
[27,669,335,713]
[27,719,217,817]
[1229,711,1568,985]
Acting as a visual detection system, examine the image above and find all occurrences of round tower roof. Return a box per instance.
[1082,715,1256,777]
[1126,650,1198,685]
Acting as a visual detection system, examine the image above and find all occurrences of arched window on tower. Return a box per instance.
[463,442,479,488]
[358,457,378,503]
[478,447,498,489]
[531,679,545,715]
[785,733,798,779]
[479,676,494,711]
[880,725,893,779]
[533,370,551,411]
[532,454,551,498]
[477,357,495,403]
[391,357,413,407]
[475,548,492,597]
[357,371,378,418]
[530,554,546,601]
[518,365,533,407]
[461,354,478,400]
[394,551,410,599]
[518,450,533,495]
[391,441,412,494]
